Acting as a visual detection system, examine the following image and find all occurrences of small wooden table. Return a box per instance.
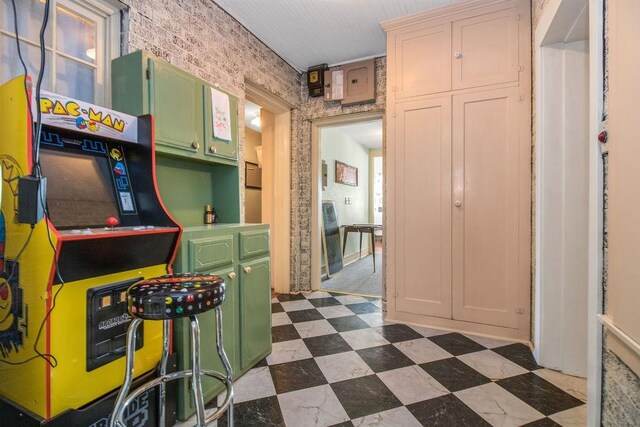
[342,224,382,272]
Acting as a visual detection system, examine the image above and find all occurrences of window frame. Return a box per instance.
[0,0,122,106]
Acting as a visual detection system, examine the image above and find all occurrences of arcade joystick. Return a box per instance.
[106,217,119,229]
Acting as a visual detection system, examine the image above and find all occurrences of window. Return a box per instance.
[0,0,121,105]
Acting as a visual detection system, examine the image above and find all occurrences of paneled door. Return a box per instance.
[148,58,202,153]
[394,96,452,318]
[451,87,529,328]
[392,24,452,99]
[452,7,520,90]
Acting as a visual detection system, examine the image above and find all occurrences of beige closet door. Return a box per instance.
[607,0,640,371]
[393,24,451,99]
[452,88,528,328]
[452,8,519,90]
[395,97,452,318]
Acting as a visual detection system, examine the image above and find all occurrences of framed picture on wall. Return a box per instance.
[245,162,262,189]
[335,160,358,186]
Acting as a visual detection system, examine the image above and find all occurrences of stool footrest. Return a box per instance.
[116,369,233,426]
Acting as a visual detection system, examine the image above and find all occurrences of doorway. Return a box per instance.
[244,82,292,294]
[535,0,590,377]
[311,113,384,297]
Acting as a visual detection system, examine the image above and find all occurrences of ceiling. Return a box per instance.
[245,100,262,132]
[213,0,465,72]
[327,120,383,150]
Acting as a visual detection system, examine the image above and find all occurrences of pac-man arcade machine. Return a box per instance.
[0,76,181,424]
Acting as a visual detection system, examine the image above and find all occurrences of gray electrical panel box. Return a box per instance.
[341,59,375,105]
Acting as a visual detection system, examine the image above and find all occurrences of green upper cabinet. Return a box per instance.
[148,58,202,156]
[112,50,238,165]
[204,86,239,161]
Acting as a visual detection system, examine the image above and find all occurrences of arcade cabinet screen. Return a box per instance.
[40,149,120,229]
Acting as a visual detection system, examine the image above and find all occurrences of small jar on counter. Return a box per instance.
[204,204,214,224]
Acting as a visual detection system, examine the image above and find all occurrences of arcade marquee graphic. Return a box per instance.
[36,91,139,143]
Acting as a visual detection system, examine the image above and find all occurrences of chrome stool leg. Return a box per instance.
[190,315,206,426]
[110,318,142,427]
[215,306,234,427]
[158,319,170,427]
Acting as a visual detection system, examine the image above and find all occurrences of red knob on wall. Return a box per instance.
[598,131,608,143]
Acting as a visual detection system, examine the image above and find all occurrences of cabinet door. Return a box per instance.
[451,88,529,329]
[452,8,519,90]
[239,257,271,369]
[174,267,237,419]
[393,24,451,99]
[394,97,452,319]
[204,86,238,160]
[149,58,202,155]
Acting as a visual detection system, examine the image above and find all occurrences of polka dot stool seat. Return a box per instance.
[110,273,234,427]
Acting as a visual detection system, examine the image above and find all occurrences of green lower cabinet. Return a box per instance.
[174,265,237,419]
[172,224,271,421]
[240,257,272,370]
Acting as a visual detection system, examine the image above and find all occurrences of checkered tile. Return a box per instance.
[181,292,587,427]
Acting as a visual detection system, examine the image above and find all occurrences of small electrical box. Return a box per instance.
[307,64,328,97]
[322,160,328,189]
[324,69,344,101]
[18,176,47,224]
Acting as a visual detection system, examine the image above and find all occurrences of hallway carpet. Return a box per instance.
[321,251,382,296]
[178,292,587,426]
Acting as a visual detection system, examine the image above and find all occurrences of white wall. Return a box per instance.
[321,127,370,259]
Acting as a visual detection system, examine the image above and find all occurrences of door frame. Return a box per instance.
[535,0,604,424]
[245,81,292,294]
[310,111,385,292]
[534,0,590,376]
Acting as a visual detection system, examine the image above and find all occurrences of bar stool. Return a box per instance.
[110,273,233,427]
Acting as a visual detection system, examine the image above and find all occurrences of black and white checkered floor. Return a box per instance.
[184,291,587,426]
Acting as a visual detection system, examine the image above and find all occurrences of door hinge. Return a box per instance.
[145,67,151,80]
[516,308,524,315]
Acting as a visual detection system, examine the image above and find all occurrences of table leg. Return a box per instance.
[343,229,348,256]
[371,230,376,272]
[359,232,363,259]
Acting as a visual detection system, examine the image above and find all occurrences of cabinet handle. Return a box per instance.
[191,140,200,150]
[228,272,236,280]
[454,200,462,207]
[210,145,217,153]
[243,266,252,274]
[454,51,463,59]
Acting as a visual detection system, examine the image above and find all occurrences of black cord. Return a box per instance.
[32,0,51,177]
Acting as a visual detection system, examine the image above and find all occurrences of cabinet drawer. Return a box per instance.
[239,230,270,260]
[188,235,234,271]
